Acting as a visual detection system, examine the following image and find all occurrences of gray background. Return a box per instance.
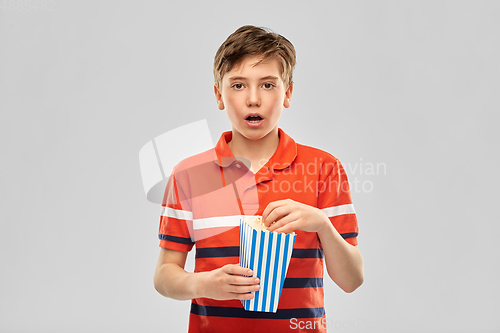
[1,1,499,332]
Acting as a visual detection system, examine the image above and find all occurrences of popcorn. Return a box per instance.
[239,217,296,313]
[246,216,267,230]
[254,216,264,226]
[246,216,277,231]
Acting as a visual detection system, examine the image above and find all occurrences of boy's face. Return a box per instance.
[214,55,293,143]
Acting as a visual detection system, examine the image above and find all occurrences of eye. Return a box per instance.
[263,83,275,89]
[232,83,244,90]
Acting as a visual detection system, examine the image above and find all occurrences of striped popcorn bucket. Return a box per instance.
[239,218,296,313]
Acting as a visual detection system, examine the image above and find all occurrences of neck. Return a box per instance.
[228,127,280,171]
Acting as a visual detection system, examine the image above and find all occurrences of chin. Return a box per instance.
[243,133,265,141]
[244,128,271,139]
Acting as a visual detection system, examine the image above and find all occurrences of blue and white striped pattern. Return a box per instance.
[239,218,296,313]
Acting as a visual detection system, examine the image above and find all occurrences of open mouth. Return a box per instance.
[246,115,263,123]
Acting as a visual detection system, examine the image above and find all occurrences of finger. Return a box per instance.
[273,221,298,234]
[264,205,293,227]
[262,200,288,224]
[267,213,296,233]
[230,276,260,286]
[223,264,253,277]
[229,284,261,294]
[228,291,255,300]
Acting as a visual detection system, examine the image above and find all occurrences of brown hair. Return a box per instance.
[214,25,296,90]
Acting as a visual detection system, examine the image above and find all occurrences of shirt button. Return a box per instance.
[236,163,241,168]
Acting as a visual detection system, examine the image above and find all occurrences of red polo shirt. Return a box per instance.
[158,128,359,332]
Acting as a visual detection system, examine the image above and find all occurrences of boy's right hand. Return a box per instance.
[199,264,260,301]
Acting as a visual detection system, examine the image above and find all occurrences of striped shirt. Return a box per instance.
[158,128,359,333]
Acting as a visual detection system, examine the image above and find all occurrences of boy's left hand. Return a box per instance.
[262,199,330,234]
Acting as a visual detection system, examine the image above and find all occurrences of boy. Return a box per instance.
[154,25,363,332]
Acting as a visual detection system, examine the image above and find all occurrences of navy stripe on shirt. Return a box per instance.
[158,234,194,245]
[162,234,356,247]
[191,303,325,319]
[195,247,325,259]
[283,278,323,289]
[195,246,239,259]
[292,248,324,259]
[341,232,358,239]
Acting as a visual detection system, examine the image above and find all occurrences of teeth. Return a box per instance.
[247,116,262,123]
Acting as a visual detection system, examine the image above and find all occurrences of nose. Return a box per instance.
[246,86,261,107]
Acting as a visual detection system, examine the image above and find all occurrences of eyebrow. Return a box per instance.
[228,75,280,81]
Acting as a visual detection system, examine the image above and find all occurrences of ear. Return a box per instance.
[214,84,224,110]
[283,83,293,108]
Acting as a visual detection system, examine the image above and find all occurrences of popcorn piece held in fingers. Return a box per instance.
[247,216,267,231]
[246,216,279,232]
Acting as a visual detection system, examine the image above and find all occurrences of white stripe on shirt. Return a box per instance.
[192,215,256,230]
[322,204,356,217]
[161,207,193,221]
[162,205,354,227]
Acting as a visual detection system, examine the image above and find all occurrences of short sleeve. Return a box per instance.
[317,158,359,246]
[158,169,195,252]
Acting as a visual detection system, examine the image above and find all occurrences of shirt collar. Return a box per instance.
[213,128,297,170]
